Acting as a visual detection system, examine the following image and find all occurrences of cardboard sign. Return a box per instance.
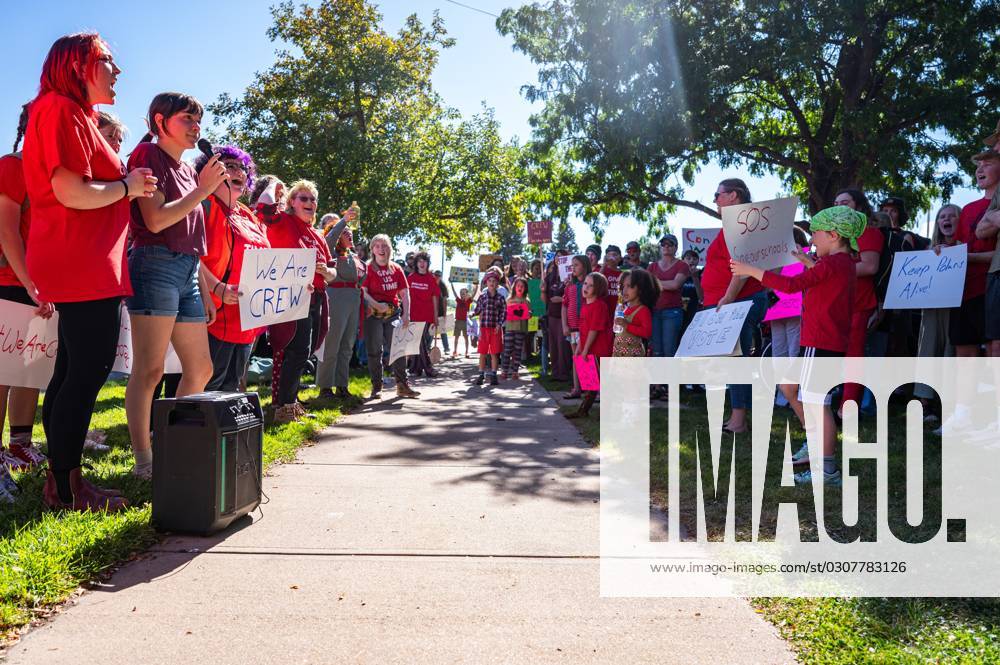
[388,321,426,366]
[556,255,573,282]
[676,301,753,357]
[113,305,183,375]
[682,227,721,266]
[479,254,503,272]
[763,263,804,322]
[721,196,798,271]
[238,248,316,331]
[883,244,968,310]
[527,219,554,244]
[0,301,58,390]
[528,278,546,316]
[449,266,480,284]
[506,302,531,321]
[574,354,600,391]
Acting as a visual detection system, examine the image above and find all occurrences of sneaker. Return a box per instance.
[0,475,16,504]
[274,404,302,423]
[474,374,485,386]
[9,442,47,469]
[397,383,420,399]
[791,443,810,464]
[83,433,111,453]
[0,448,31,472]
[87,429,108,444]
[131,463,153,481]
[490,374,499,386]
[794,468,842,486]
[318,388,335,400]
[0,465,19,498]
[934,413,975,437]
[369,382,383,400]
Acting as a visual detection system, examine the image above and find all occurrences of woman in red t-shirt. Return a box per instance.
[567,271,612,419]
[124,92,229,479]
[255,178,335,423]
[647,234,691,359]
[407,252,441,378]
[361,234,417,399]
[192,145,269,392]
[22,33,157,511]
[0,104,55,479]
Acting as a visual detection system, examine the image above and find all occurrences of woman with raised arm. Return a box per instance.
[22,33,157,510]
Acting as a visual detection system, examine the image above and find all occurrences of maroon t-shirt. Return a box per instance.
[127,142,206,256]
[649,259,691,310]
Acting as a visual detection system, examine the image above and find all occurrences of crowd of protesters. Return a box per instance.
[0,32,998,509]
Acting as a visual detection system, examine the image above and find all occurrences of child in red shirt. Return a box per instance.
[613,268,656,357]
[730,205,866,487]
[449,284,473,358]
[568,272,612,418]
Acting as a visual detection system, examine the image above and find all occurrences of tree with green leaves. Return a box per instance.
[498,0,1000,224]
[211,0,523,252]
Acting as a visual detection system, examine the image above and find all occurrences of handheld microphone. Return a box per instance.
[197,138,231,192]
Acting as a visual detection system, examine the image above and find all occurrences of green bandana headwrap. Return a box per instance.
[810,206,868,251]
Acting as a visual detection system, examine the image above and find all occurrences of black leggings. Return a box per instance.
[277,296,323,406]
[43,297,121,473]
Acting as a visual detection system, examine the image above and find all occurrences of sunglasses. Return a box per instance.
[712,190,727,201]
[294,195,317,203]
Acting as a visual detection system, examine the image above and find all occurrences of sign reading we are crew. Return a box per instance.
[238,248,317,330]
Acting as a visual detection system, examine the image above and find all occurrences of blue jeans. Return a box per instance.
[651,307,684,357]
[730,291,769,409]
[540,330,549,376]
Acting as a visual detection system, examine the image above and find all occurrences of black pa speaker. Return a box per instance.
[152,392,264,535]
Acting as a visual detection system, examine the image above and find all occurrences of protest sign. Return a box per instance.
[449,266,480,284]
[506,302,531,321]
[526,219,553,244]
[113,305,182,375]
[763,263,804,322]
[0,301,59,390]
[479,254,502,272]
[682,228,721,266]
[238,248,316,331]
[574,354,600,391]
[721,196,798,271]
[676,301,753,357]
[883,244,967,310]
[528,278,546,316]
[388,321,426,366]
[556,255,572,281]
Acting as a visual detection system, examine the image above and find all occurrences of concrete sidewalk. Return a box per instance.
[6,358,793,664]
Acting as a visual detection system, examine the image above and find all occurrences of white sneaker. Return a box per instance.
[131,463,153,481]
[791,443,809,463]
[83,437,110,453]
[794,468,842,486]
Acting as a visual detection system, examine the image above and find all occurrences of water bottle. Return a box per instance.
[613,303,625,334]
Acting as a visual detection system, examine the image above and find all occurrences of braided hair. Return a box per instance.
[13,103,29,152]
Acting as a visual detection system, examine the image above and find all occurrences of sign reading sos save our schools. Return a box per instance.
[720,197,799,271]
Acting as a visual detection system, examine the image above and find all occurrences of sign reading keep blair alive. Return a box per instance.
[527,219,553,244]
[0,301,58,390]
[238,248,316,331]
[721,196,798,271]
[682,228,721,266]
[676,300,753,357]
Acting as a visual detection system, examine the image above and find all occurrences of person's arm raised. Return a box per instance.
[51,166,156,210]
[135,155,227,233]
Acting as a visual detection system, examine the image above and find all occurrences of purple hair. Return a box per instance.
[193,144,256,193]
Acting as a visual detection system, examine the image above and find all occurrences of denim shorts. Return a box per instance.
[127,245,206,323]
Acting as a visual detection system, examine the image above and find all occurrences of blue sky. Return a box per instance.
[4,0,984,271]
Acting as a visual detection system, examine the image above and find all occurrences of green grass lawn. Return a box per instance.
[525,360,1000,663]
[0,371,370,643]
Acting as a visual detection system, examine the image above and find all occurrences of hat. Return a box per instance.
[605,244,622,255]
[659,234,678,246]
[625,241,640,250]
[973,146,1000,162]
[810,206,867,252]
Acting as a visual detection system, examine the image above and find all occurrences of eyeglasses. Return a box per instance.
[222,161,247,174]
[294,195,317,203]
[659,240,677,247]
[712,190,728,201]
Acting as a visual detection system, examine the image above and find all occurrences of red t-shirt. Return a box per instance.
[623,303,652,339]
[127,142,206,256]
[853,225,883,312]
[455,296,472,320]
[258,206,332,290]
[761,251,856,353]
[562,277,584,330]
[701,233,762,306]
[649,259,691,310]
[201,196,270,344]
[955,198,994,301]
[0,155,30,287]
[407,271,438,323]
[363,261,408,306]
[22,92,130,302]
[579,299,613,358]
[602,266,622,316]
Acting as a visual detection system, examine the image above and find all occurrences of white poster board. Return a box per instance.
[556,255,572,281]
[721,196,798,271]
[676,301,753,357]
[113,305,182,375]
[388,321,426,366]
[883,244,968,310]
[0,301,59,389]
[682,227,721,266]
[238,248,316,331]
